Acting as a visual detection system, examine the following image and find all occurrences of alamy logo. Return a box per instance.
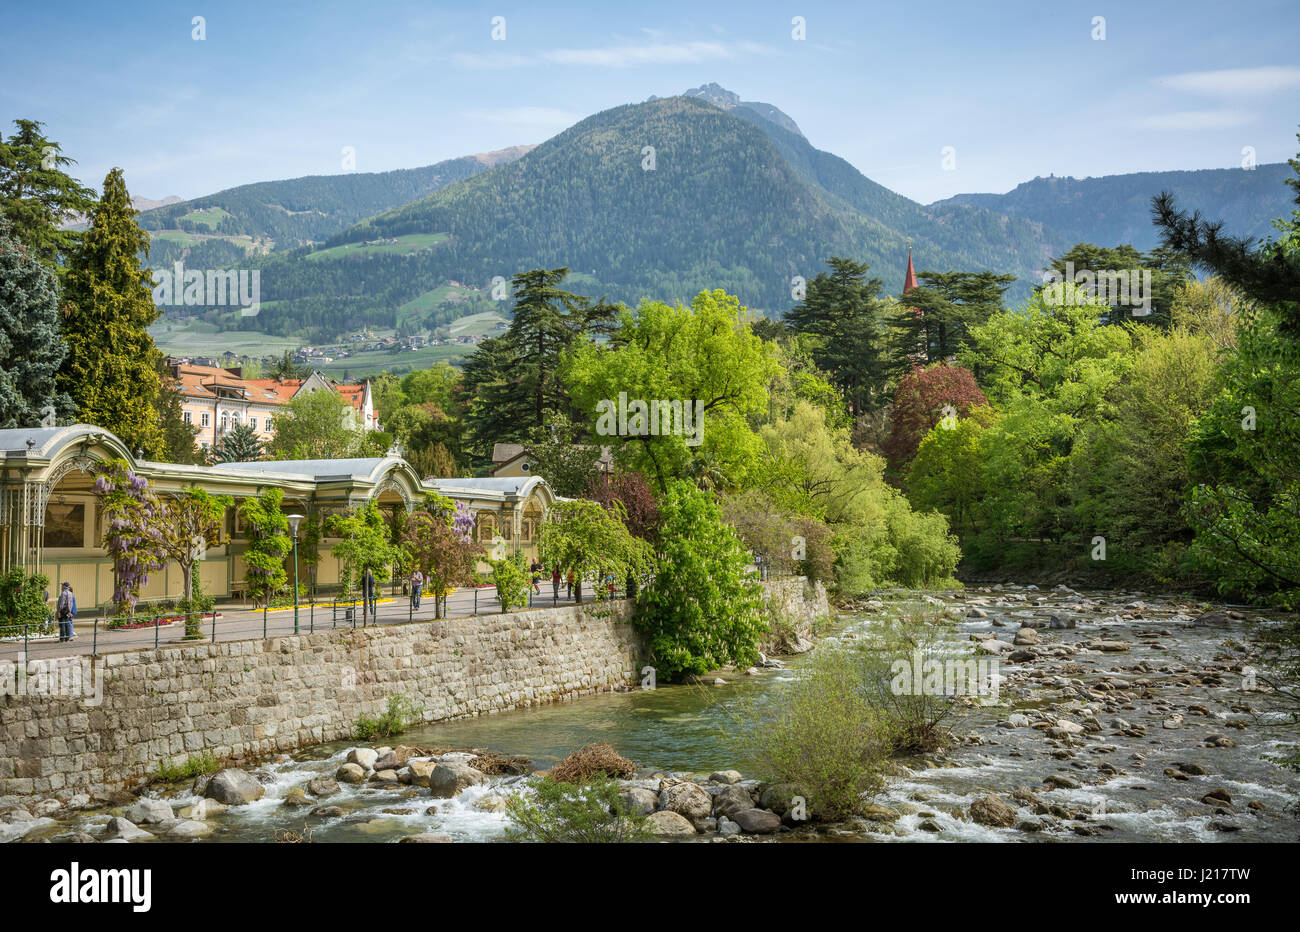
[1,654,104,706]
[50,862,151,912]
[151,261,261,317]
[1043,262,1152,316]
[594,393,704,446]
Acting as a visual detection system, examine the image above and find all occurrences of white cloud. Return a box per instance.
[1138,109,1255,130]
[1156,65,1300,97]
[542,40,767,67]
[452,39,770,70]
[468,107,580,128]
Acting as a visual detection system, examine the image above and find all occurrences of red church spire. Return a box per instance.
[903,247,918,294]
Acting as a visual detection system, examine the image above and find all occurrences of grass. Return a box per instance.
[305,232,448,263]
[148,317,300,356]
[178,206,233,228]
[154,751,220,783]
[355,694,424,741]
[316,344,468,378]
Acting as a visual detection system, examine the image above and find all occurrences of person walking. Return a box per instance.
[566,570,576,600]
[529,560,542,595]
[551,566,561,602]
[409,568,424,611]
[362,567,377,623]
[56,582,76,642]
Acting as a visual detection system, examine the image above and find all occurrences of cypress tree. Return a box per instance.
[57,168,166,457]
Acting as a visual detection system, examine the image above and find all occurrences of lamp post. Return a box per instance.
[287,514,305,634]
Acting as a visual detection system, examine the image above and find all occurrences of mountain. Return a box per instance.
[238,95,1054,340]
[133,195,184,212]
[136,146,533,270]
[932,164,1294,254]
[671,82,806,139]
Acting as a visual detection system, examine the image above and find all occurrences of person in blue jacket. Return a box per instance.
[56,581,77,642]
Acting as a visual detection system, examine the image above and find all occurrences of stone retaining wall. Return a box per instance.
[0,579,826,800]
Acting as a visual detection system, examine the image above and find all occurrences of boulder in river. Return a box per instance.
[347,747,379,769]
[712,784,757,819]
[125,798,174,825]
[646,810,697,836]
[205,768,265,805]
[428,763,487,798]
[732,808,782,834]
[307,776,341,797]
[618,786,659,816]
[970,794,1017,827]
[659,781,712,821]
[335,763,366,784]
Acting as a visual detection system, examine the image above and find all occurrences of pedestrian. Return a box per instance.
[56,582,76,642]
[409,568,424,611]
[529,559,542,595]
[551,566,561,601]
[362,567,376,622]
[566,570,576,600]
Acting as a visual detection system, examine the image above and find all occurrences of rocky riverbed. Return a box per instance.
[2,585,1296,843]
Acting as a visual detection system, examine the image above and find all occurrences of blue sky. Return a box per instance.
[4,0,1298,205]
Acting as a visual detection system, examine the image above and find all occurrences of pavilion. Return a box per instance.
[0,425,554,612]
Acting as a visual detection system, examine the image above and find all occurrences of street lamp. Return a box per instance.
[287,514,305,634]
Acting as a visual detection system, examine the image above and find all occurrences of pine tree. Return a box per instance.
[783,256,889,415]
[0,217,74,428]
[57,168,166,457]
[0,119,97,269]
[212,422,263,463]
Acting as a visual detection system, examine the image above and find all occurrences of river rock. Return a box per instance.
[347,748,379,770]
[205,768,265,805]
[976,639,1014,655]
[717,816,741,837]
[438,752,479,765]
[336,763,367,784]
[180,798,225,819]
[1192,610,1235,627]
[400,833,453,843]
[618,787,659,816]
[307,776,341,797]
[428,763,487,798]
[646,810,697,836]
[732,808,782,834]
[1176,762,1208,776]
[473,794,509,813]
[125,798,174,825]
[101,817,152,841]
[310,806,345,818]
[166,819,214,838]
[1049,615,1075,629]
[712,785,756,819]
[659,782,712,820]
[759,784,800,813]
[708,770,743,785]
[861,804,900,822]
[970,794,1017,827]
[370,769,400,785]
[407,760,437,787]
[1202,788,1233,805]
[1013,628,1040,646]
[31,799,61,817]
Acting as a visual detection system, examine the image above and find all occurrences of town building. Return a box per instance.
[0,425,554,613]
[169,360,377,453]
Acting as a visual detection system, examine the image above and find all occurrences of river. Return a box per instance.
[34,585,1300,843]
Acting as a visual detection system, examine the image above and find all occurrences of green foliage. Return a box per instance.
[212,422,263,463]
[491,551,530,612]
[887,269,1014,368]
[153,751,219,783]
[266,388,361,460]
[538,498,654,602]
[354,694,424,741]
[327,503,399,594]
[0,569,52,635]
[57,168,167,458]
[504,775,652,843]
[522,412,603,498]
[783,256,890,414]
[400,504,482,618]
[563,289,779,491]
[0,119,97,268]
[0,217,73,428]
[238,488,291,606]
[634,482,765,680]
[746,645,892,821]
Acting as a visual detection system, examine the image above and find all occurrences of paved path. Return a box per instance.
[0,580,618,662]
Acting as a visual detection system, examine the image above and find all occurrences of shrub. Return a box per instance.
[0,569,53,637]
[491,552,530,612]
[355,694,424,741]
[504,775,651,843]
[747,646,892,820]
